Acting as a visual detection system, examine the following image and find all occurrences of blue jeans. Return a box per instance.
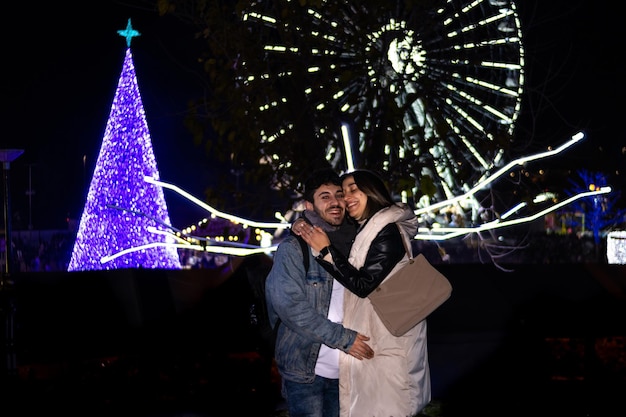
[283,375,340,417]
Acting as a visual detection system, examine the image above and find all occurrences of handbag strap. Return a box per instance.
[395,222,414,261]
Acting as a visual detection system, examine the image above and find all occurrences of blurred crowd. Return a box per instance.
[0,228,608,275]
[1,231,73,273]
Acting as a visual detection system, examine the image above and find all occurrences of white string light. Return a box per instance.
[101,131,612,262]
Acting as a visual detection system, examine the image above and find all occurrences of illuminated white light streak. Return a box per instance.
[414,131,586,216]
[101,242,278,264]
[481,61,522,70]
[466,76,519,97]
[458,134,492,169]
[533,192,557,204]
[265,45,287,52]
[144,176,291,229]
[482,104,513,124]
[415,187,611,241]
[341,123,355,172]
[500,202,527,220]
[147,226,190,244]
[448,99,485,132]
[149,226,268,250]
[109,134,592,259]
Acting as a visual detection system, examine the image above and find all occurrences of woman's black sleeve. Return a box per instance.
[318,223,405,297]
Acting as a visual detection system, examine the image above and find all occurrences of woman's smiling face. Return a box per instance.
[342,175,368,221]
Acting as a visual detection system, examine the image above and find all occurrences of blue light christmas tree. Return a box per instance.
[68,19,182,271]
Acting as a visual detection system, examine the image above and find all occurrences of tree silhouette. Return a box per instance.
[159,0,525,217]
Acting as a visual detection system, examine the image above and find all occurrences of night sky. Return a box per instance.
[2,1,213,229]
[1,0,624,230]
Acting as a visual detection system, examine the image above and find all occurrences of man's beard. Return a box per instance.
[303,209,344,232]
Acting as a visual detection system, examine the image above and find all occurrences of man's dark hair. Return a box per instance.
[302,168,341,202]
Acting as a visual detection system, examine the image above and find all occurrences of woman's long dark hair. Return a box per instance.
[341,170,394,220]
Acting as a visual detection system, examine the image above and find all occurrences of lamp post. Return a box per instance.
[1,149,24,277]
[26,163,35,230]
[0,148,23,381]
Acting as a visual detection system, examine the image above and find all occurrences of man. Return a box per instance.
[265,168,374,417]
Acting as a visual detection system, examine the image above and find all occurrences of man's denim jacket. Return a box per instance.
[266,234,357,383]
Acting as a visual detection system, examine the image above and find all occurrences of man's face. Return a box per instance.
[308,183,346,226]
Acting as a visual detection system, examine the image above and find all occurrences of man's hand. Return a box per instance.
[347,333,374,360]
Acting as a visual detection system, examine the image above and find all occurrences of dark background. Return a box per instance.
[7,261,626,415]
[2,3,624,415]
[1,0,624,230]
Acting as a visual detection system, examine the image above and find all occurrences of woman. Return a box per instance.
[297,169,431,417]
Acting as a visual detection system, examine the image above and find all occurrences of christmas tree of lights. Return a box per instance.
[68,19,182,271]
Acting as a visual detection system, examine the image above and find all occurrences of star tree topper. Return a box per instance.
[117,18,140,47]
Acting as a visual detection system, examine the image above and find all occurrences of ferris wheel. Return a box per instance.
[236,0,524,213]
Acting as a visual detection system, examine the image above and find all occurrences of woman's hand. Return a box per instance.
[291,218,308,233]
[293,220,330,252]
